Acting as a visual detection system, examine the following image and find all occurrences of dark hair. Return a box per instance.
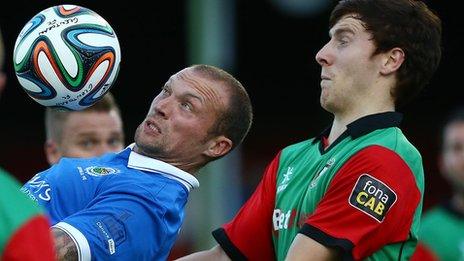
[191,64,253,152]
[45,92,122,142]
[330,0,442,108]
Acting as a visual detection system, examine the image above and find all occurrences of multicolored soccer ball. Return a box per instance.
[13,5,121,110]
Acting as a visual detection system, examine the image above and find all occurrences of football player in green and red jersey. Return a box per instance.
[412,108,464,261]
[0,29,55,261]
[178,0,442,260]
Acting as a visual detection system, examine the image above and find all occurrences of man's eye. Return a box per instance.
[181,102,192,111]
[108,137,123,147]
[161,87,171,96]
[80,140,96,148]
[338,37,349,46]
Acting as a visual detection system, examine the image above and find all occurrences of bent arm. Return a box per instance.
[176,245,231,261]
[286,234,339,261]
[52,227,78,261]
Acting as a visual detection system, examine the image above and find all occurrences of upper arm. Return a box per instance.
[303,145,421,259]
[213,151,282,260]
[52,226,79,261]
[57,185,171,260]
[286,234,339,261]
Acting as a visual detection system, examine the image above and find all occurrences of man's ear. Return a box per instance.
[44,140,62,165]
[203,136,233,159]
[380,47,405,75]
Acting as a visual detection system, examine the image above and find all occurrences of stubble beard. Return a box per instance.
[134,123,166,158]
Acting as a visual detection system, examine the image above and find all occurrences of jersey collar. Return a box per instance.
[313,112,403,153]
[346,111,403,138]
[315,112,403,141]
[125,143,200,191]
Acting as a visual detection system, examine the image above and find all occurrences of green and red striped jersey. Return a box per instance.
[214,112,424,260]
[0,167,55,260]
[418,201,464,261]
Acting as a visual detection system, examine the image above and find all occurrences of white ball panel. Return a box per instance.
[77,33,118,48]
[37,51,68,93]
[62,5,78,10]
[17,77,42,93]
[14,22,35,64]
[46,32,78,78]
[86,60,110,94]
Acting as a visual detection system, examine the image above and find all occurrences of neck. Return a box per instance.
[328,103,395,145]
[326,74,397,144]
[173,162,201,175]
[133,143,201,175]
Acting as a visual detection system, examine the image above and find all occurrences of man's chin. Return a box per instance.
[134,139,163,157]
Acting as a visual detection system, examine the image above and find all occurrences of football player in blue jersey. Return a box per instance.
[43,92,125,165]
[21,64,253,261]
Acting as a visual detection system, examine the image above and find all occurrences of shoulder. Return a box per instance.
[1,170,40,210]
[0,168,22,191]
[421,205,451,224]
[352,128,424,180]
[392,128,422,159]
[50,153,124,178]
[346,145,410,171]
[419,205,458,243]
[280,138,317,162]
[0,166,11,176]
[370,127,422,161]
[335,145,421,195]
[283,138,314,152]
[0,170,44,227]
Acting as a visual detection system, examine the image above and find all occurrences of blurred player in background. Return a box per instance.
[0,28,55,260]
[44,91,125,165]
[178,0,442,260]
[21,64,253,260]
[412,107,464,261]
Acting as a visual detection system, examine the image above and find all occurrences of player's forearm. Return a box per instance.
[176,245,231,261]
[52,227,78,261]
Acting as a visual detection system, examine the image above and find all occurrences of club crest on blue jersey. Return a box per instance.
[85,166,120,177]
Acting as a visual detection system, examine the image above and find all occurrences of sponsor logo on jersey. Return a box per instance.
[21,174,51,201]
[108,239,116,255]
[348,174,397,222]
[277,167,294,193]
[85,166,120,177]
[96,221,116,255]
[273,208,297,231]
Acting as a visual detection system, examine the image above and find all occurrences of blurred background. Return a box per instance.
[0,0,460,259]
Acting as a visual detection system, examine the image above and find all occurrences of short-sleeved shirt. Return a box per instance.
[0,167,55,260]
[213,112,424,260]
[21,144,199,261]
[418,201,464,261]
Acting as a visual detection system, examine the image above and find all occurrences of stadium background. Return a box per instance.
[0,0,459,258]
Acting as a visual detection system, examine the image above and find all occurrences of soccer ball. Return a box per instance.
[13,5,121,110]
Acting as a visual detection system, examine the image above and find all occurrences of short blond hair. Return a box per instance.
[45,92,121,142]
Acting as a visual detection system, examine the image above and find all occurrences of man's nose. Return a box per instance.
[153,96,172,119]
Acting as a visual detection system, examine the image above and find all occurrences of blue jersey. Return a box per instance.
[21,145,199,261]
